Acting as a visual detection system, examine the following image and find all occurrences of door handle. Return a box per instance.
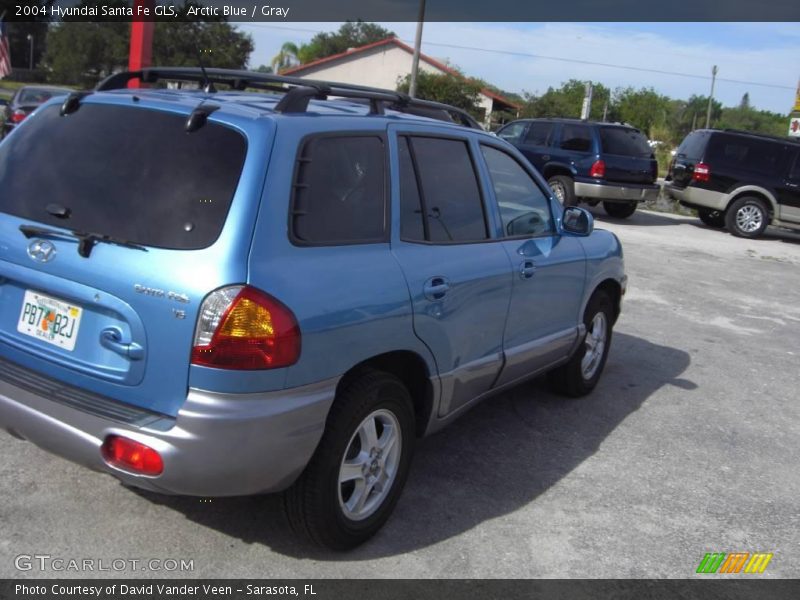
[100,326,144,360]
[423,277,450,301]
[542,155,550,161]
[519,260,537,279]
[786,182,799,188]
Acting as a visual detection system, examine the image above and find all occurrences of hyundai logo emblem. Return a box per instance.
[27,239,57,263]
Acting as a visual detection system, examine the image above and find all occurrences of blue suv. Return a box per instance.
[497,118,659,219]
[0,68,626,549]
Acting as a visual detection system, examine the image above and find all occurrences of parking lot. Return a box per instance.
[1,208,799,579]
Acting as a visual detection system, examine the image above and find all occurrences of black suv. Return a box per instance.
[664,129,800,238]
[497,118,659,219]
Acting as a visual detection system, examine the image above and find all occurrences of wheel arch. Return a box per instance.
[335,351,434,438]
[590,278,623,325]
[542,163,576,180]
[724,186,778,220]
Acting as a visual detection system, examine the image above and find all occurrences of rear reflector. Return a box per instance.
[101,435,163,476]
[191,285,301,370]
[692,163,711,183]
[589,160,605,178]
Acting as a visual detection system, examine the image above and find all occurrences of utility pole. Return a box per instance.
[26,34,33,71]
[705,65,718,129]
[408,0,426,98]
[580,82,593,120]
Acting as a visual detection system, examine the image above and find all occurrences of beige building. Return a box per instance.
[282,37,518,128]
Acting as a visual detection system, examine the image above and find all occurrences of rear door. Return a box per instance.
[389,127,513,417]
[0,100,264,417]
[776,148,800,224]
[668,130,711,188]
[598,126,657,184]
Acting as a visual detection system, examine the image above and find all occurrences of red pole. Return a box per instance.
[128,0,155,88]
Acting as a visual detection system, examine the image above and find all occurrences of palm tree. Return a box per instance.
[271,42,300,73]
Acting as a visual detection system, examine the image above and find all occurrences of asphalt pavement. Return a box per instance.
[1,209,798,578]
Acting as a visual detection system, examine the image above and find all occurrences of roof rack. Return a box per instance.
[95,67,483,130]
[721,128,799,144]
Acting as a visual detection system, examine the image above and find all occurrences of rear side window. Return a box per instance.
[497,122,527,144]
[399,136,488,243]
[788,151,800,180]
[291,135,386,245]
[559,125,592,152]
[524,122,555,146]
[676,131,710,160]
[705,134,782,176]
[599,127,652,157]
[0,103,245,249]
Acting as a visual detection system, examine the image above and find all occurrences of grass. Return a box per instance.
[0,80,29,93]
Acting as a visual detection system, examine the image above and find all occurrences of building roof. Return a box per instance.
[282,37,520,112]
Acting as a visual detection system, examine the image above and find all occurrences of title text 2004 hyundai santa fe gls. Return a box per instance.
[0,68,626,549]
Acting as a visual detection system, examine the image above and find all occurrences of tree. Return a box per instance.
[717,105,786,136]
[296,21,394,64]
[396,70,483,119]
[43,6,253,86]
[271,42,298,72]
[739,92,750,110]
[254,64,273,74]
[519,80,613,122]
[614,86,672,135]
[4,1,55,73]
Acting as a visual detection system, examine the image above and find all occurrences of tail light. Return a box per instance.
[102,435,163,476]
[191,285,300,370]
[589,160,605,178]
[11,110,27,124]
[692,163,711,183]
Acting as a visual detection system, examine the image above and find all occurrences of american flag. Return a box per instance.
[0,15,12,80]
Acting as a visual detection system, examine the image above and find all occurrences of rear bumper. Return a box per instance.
[0,357,337,496]
[663,183,727,211]
[575,180,659,203]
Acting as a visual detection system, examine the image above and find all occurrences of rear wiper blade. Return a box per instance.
[19,225,147,258]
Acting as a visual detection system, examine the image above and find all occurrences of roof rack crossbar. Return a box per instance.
[94,67,482,129]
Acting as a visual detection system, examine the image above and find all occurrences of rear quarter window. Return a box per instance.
[291,134,387,245]
[706,134,783,176]
[0,103,246,250]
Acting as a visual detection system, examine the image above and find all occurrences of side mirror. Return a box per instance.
[0,98,8,108]
[561,206,594,236]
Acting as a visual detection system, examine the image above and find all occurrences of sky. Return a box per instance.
[236,22,800,115]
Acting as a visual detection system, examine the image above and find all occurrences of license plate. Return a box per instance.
[17,290,83,351]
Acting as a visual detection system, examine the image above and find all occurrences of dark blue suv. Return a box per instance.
[497,118,659,219]
[0,68,626,550]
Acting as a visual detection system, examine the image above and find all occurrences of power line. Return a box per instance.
[239,23,795,91]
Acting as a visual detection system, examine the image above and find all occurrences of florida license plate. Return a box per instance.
[17,290,83,351]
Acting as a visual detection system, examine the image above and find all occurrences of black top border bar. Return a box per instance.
[7,0,800,22]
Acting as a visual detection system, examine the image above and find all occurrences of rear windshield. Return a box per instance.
[0,103,246,250]
[599,127,652,157]
[676,131,710,160]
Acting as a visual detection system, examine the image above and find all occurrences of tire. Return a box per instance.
[548,290,614,397]
[603,201,637,219]
[284,369,415,550]
[725,196,769,238]
[548,175,576,206]
[697,208,725,228]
